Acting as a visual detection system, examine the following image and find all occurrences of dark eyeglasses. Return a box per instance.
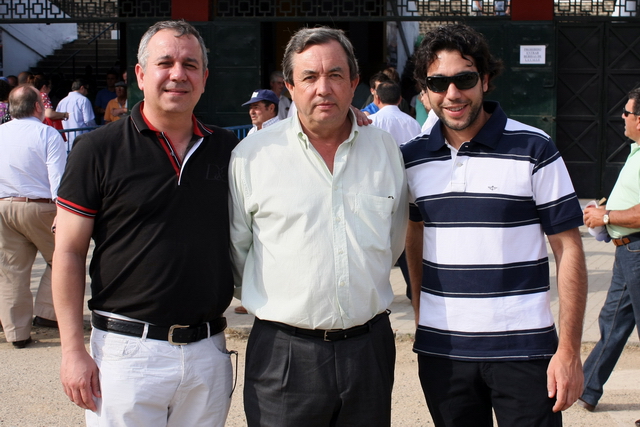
[623,107,638,117]
[424,72,480,93]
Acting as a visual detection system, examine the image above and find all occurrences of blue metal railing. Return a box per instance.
[225,125,252,140]
[59,124,253,152]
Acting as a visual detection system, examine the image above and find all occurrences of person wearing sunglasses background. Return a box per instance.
[579,88,640,422]
[402,24,587,426]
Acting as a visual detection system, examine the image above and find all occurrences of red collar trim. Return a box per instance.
[139,101,206,137]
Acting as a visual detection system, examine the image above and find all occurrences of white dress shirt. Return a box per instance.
[370,105,422,146]
[421,108,439,133]
[56,91,96,145]
[229,111,408,330]
[0,116,67,199]
[278,95,292,120]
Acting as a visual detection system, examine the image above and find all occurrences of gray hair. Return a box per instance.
[282,27,359,85]
[71,78,89,92]
[137,20,208,72]
[9,85,41,119]
[270,70,284,82]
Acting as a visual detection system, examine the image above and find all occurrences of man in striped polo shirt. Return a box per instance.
[402,24,587,426]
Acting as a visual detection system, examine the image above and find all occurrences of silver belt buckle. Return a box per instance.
[168,324,189,345]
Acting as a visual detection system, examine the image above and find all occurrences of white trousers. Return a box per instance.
[86,328,233,427]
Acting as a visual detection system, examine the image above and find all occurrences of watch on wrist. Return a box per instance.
[603,210,611,225]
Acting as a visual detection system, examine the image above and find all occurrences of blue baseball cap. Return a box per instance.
[242,89,279,106]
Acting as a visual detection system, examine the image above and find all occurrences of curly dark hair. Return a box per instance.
[414,24,503,93]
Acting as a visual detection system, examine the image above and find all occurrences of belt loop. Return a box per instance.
[141,323,149,340]
[206,322,211,338]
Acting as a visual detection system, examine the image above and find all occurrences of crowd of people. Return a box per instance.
[1,18,640,427]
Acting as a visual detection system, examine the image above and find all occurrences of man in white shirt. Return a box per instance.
[242,89,280,136]
[230,27,408,426]
[370,81,422,146]
[0,85,67,348]
[56,78,96,146]
[270,71,291,120]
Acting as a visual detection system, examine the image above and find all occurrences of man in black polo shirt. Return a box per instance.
[52,21,238,426]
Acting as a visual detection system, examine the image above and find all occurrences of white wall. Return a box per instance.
[0,0,77,76]
[2,23,78,76]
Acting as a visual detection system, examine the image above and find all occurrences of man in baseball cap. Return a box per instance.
[242,89,280,136]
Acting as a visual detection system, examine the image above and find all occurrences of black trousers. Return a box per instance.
[418,355,562,427]
[244,314,396,427]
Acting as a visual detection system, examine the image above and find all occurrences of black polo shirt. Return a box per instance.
[57,102,238,326]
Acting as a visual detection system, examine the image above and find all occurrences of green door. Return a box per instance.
[473,22,556,139]
[127,21,261,127]
[556,22,640,198]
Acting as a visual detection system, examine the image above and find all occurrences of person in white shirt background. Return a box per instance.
[369,81,422,146]
[0,85,67,348]
[56,78,96,146]
[269,71,291,120]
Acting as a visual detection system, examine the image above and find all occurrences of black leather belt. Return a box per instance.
[91,312,226,345]
[260,311,388,342]
[612,232,640,247]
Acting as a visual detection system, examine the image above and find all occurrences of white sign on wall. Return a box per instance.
[520,45,546,65]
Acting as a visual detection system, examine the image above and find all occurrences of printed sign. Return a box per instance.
[520,45,546,65]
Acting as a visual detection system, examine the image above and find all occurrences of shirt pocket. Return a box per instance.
[355,193,395,252]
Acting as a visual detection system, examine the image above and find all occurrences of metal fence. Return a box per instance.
[59,124,253,152]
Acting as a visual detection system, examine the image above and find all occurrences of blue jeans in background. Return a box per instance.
[581,240,640,407]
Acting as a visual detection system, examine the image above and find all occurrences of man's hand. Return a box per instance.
[61,349,101,411]
[350,106,372,126]
[547,347,583,412]
[583,205,606,228]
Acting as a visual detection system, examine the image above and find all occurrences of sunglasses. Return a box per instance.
[424,72,480,93]
[623,107,638,117]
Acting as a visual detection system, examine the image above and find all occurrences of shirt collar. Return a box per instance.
[262,116,280,129]
[130,101,212,138]
[15,116,43,123]
[292,108,359,149]
[425,101,506,151]
[378,104,401,113]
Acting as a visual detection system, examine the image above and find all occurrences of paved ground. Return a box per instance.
[1,202,639,426]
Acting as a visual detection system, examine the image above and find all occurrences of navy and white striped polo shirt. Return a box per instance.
[401,101,583,361]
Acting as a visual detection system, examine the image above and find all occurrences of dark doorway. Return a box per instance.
[556,22,640,198]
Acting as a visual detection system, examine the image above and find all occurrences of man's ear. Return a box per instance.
[285,81,294,98]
